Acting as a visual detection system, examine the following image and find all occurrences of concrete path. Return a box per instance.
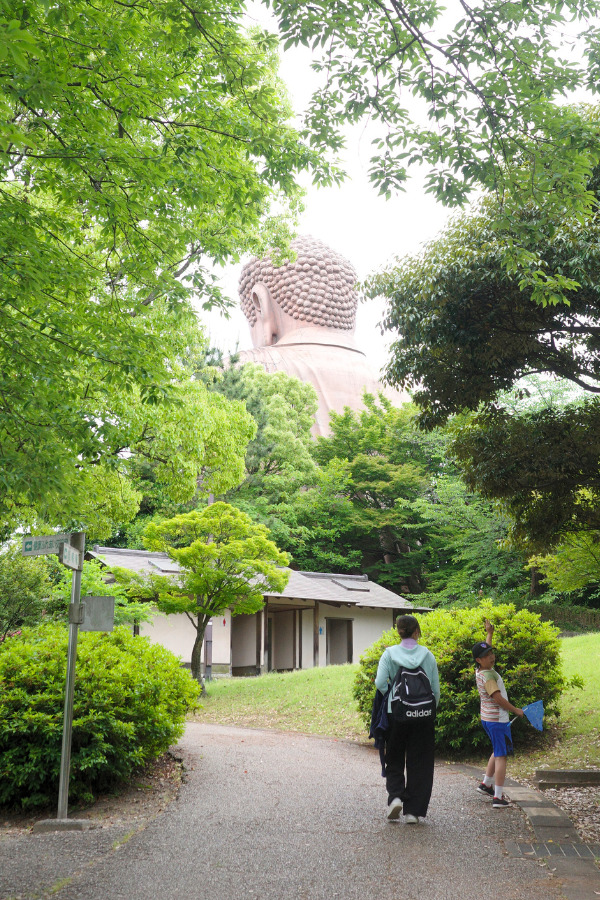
[2,723,598,900]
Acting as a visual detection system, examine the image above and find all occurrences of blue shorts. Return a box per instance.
[481,720,513,757]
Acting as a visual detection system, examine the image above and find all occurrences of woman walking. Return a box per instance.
[375,614,440,823]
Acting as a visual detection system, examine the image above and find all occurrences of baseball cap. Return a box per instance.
[472,641,494,661]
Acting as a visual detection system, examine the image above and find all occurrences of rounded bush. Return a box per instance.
[353,601,567,755]
[0,624,201,809]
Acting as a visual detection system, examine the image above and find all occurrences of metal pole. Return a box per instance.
[204,621,213,682]
[57,531,85,821]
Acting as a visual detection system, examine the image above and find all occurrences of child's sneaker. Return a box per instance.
[492,795,510,808]
[477,782,494,796]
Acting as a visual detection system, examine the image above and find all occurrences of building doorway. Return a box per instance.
[326,618,353,665]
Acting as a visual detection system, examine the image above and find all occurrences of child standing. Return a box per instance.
[473,619,524,808]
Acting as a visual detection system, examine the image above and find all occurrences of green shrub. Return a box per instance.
[353,601,569,755]
[0,624,201,809]
[0,546,52,639]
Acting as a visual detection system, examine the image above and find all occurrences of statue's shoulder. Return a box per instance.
[236,347,286,374]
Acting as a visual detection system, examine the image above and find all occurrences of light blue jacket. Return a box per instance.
[375,642,441,713]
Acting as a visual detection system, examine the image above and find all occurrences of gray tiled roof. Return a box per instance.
[265,570,416,610]
[87,548,427,611]
[87,546,174,575]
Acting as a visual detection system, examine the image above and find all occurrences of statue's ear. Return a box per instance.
[251,283,277,346]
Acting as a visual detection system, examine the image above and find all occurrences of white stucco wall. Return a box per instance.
[139,610,232,666]
[139,603,394,671]
[353,607,396,659]
[316,605,393,666]
[139,613,193,662]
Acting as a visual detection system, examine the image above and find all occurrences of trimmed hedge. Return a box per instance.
[0,624,201,809]
[353,601,570,755]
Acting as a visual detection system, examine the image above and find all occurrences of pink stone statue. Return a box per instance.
[238,235,401,436]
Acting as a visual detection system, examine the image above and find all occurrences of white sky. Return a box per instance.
[196,2,593,377]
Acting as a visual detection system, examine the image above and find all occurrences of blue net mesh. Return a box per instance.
[523,700,544,732]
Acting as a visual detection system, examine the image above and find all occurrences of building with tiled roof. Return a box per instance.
[88,546,430,677]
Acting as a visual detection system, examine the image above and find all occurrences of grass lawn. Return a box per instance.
[194,664,366,741]
[508,631,600,780]
[193,633,600,772]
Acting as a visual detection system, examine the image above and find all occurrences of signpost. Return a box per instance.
[22,532,115,833]
[56,530,85,827]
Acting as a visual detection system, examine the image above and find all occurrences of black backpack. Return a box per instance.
[390,664,436,724]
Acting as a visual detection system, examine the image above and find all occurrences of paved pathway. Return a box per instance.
[1,724,599,900]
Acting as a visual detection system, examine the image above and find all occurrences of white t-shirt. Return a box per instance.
[475,667,509,723]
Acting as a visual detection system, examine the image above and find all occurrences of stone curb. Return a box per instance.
[535,768,600,789]
[450,763,600,899]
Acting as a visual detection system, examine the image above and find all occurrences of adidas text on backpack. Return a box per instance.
[390,665,436,723]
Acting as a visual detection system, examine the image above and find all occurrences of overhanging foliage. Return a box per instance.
[270,0,600,302]
[0,0,330,531]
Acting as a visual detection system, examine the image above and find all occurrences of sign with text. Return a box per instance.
[22,534,72,557]
[58,542,82,571]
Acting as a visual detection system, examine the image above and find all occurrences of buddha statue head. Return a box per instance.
[238,235,358,348]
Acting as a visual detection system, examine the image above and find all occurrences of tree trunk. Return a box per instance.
[529,566,546,597]
[407,574,424,594]
[190,621,208,691]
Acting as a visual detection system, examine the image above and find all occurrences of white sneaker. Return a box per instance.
[404,814,418,824]
[387,798,402,820]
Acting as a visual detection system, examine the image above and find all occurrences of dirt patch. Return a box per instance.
[0,751,184,836]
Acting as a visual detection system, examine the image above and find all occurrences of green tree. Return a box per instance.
[45,559,155,628]
[262,458,363,573]
[291,398,529,598]
[0,547,51,641]
[309,397,446,590]
[451,400,600,548]
[0,0,330,530]
[201,359,328,560]
[270,0,600,302]
[413,476,530,603]
[210,368,527,596]
[217,362,319,504]
[135,503,290,682]
[368,155,600,550]
[6,322,257,542]
[371,163,600,429]
[107,359,318,548]
[528,531,600,598]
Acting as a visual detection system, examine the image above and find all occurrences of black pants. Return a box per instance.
[385,718,435,817]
